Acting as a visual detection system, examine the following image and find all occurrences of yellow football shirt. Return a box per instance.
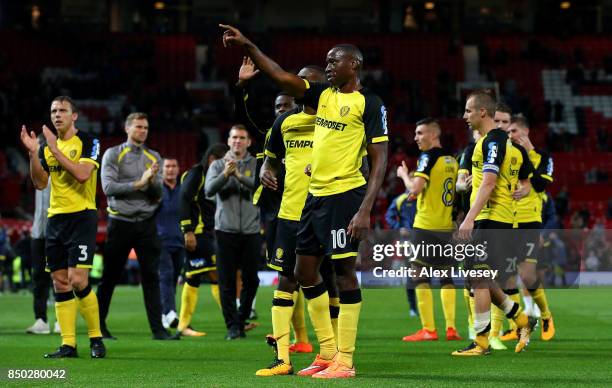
[413,147,458,230]
[470,128,532,223]
[39,131,100,217]
[265,108,315,221]
[301,80,389,196]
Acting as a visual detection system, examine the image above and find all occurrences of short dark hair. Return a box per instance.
[495,102,512,115]
[276,92,293,99]
[51,96,77,113]
[299,65,326,82]
[229,124,250,140]
[467,89,497,118]
[125,112,148,128]
[511,114,530,128]
[230,123,247,131]
[416,117,438,126]
[302,65,325,74]
[333,44,363,70]
[201,143,230,171]
[416,117,441,136]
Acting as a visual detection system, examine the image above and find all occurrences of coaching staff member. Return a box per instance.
[205,124,260,340]
[97,112,172,340]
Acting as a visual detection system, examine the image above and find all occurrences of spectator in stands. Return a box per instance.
[156,157,184,330]
[205,124,260,340]
[542,192,561,230]
[555,186,570,218]
[13,230,32,290]
[585,251,600,271]
[97,112,173,340]
[0,227,16,293]
[570,211,588,230]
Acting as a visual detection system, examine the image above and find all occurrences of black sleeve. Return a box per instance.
[300,80,329,110]
[513,143,534,181]
[38,145,49,173]
[363,91,389,143]
[459,143,475,172]
[233,85,267,142]
[78,132,101,166]
[530,150,553,192]
[179,167,202,233]
[482,132,506,175]
[265,110,293,160]
[414,150,438,180]
[536,150,554,182]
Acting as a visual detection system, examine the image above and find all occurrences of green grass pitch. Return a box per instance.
[1,286,611,387]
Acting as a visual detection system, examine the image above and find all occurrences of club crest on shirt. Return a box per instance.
[340,106,350,117]
[245,170,251,177]
[276,248,284,260]
[511,157,517,165]
[70,150,77,158]
[417,154,429,171]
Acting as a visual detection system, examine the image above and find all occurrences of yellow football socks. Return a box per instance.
[531,286,551,320]
[464,288,474,329]
[440,284,456,330]
[337,289,362,367]
[416,283,435,331]
[490,305,505,338]
[272,290,294,363]
[178,283,199,331]
[55,292,77,348]
[210,283,221,309]
[75,286,102,338]
[303,283,336,360]
[291,290,309,344]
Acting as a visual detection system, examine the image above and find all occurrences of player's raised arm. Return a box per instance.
[21,125,49,190]
[220,24,306,98]
[42,125,96,184]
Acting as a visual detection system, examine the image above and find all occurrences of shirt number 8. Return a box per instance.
[441,178,454,207]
